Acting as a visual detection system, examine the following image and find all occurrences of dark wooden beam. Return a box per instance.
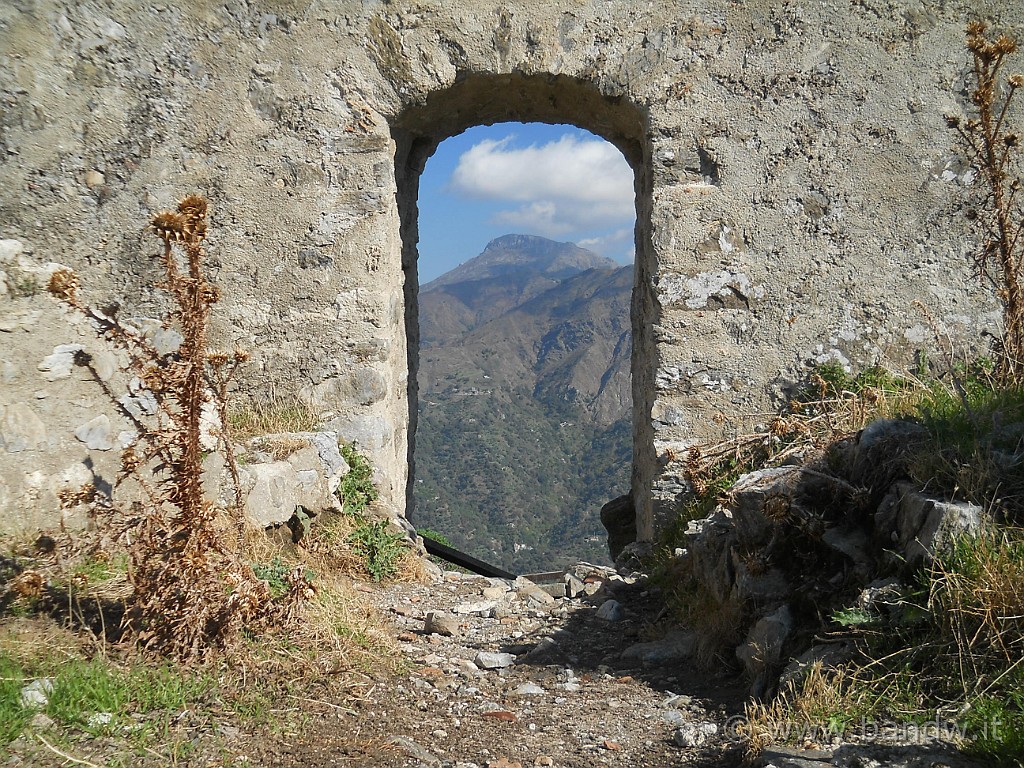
[422,537,515,580]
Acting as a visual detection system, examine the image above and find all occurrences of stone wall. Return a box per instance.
[0,1,1020,541]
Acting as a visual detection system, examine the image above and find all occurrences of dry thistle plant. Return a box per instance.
[47,195,303,659]
[949,22,1024,383]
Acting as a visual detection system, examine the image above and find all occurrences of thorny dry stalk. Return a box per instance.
[950,22,1024,383]
[47,195,309,659]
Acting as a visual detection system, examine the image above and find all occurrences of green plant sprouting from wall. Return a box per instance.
[949,22,1024,383]
[337,442,378,514]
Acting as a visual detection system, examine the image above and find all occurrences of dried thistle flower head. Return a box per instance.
[47,268,79,302]
[140,364,166,392]
[150,211,189,242]
[1011,74,1024,88]
[207,351,230,367]
[10,570,44,599]
[233,349,250,363]
[121,447,142,474]
[57,483,97,509]
[995,35,1018,56]
[177,194,208,221]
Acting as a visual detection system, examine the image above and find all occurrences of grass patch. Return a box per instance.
[347,518,405,582]
[0,654,30,744]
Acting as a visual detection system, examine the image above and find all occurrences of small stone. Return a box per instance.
[1,402,47,452]
[534,758,554,767]
[564,574,585,598]
[595,599,623,621]
[474,651,515,669]
[602,740,621,750]
[453,601,496,617]
[0,239,25,264]
[536,582,566,598]
[29,712,55,729]
[397,631,417,642]
[513,682,544,696]
[424,612,458,636]
[38,344,84,382]
[455,659,481,677]
[481,586,506,600]
[673,721,718,748]
[84,169,105,188]
[487,759,522,768]
[394,603,421,618]
[662,710,685,726]
[74,414,114,451]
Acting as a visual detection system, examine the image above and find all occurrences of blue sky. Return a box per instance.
[416,123,636,284]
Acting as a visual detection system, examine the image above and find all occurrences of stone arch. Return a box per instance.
[389,71,657,543]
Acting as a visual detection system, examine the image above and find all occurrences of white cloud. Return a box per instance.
[448,135,635,236]
[577,227,635,263]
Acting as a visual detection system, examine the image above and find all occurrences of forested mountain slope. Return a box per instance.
[414,235,633,572]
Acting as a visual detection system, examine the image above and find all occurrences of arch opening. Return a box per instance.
[391,72,658,561]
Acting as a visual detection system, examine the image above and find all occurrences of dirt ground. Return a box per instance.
[4,563,752,768]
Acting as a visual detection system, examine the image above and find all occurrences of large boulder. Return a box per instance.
[600,494,636,561]
[875,482,984,568]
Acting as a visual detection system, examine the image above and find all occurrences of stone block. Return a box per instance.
[0,403,47,452]
[879,482,984,568]
[736,604,793,683]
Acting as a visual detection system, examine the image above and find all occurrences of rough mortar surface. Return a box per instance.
[0,1,1020,540]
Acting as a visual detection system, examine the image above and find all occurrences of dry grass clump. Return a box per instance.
[250,434,313,461]
[927,528,1024,689]
[229,397,322,440]
[741,663,867,758]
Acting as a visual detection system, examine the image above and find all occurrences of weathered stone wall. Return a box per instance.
[0,1,1020,541]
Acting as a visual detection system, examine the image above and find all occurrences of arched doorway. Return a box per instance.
[390,72,657,551]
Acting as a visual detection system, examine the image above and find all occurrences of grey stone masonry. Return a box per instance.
[0,1,1019,539]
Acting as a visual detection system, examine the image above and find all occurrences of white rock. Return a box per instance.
[474,651,515,669]
[0,239,24,264]
[453,601,496,617]
[74,414,114,451]
[38,344,84,381]
[595,599,623,621]
[20,678,54,709]
[513,682,544,696]
[674,721,718,747]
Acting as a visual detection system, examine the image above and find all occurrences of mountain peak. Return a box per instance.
[422,234,620,291]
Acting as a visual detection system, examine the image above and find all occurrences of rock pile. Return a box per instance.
[663,419,987,698]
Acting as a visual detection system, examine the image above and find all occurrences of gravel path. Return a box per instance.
[247,565,747,768]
